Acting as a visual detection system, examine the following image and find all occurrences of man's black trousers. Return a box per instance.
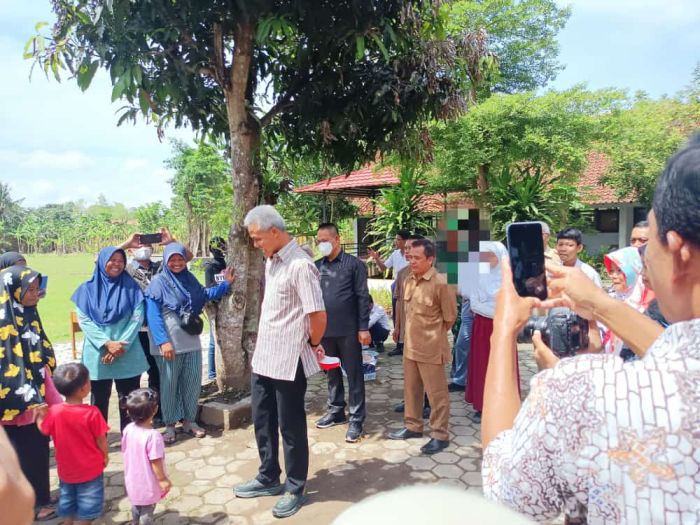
[251,360,308,495]
[322,335,366,424]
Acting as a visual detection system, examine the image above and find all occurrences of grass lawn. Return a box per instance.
[26,253,207,344]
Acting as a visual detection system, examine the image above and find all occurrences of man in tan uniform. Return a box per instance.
[388,239,457,455]
[392,235,430,418]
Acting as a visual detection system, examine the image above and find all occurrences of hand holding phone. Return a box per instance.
[506,222,548,300]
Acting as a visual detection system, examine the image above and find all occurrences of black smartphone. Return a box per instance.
[140,233,162,245]
[506,222,547,300]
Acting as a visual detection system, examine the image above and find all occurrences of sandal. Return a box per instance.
[35,506,58,521]
[163,425,177,444]
[183,421,206,438]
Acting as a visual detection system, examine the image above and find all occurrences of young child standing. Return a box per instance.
[121,388,171,525]
[37,363,109,525]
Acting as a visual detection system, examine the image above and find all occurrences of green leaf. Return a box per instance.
[78,61,99,91]
[111,76,128,102]
[138,89,150,114]
[355,35,365,61]
[34,21,48,32]
[370,33,389,62]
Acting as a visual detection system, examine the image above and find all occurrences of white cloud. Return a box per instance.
[18,150,94,170]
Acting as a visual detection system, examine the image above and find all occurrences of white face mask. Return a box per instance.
[318,241,333,257]
[133,247,153,261]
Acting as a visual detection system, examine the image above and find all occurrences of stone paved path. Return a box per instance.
[40,342,539,524]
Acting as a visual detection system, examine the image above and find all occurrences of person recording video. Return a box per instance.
[480,135,700,523]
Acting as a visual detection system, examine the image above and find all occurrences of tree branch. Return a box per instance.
[260,92,294,127]
[213,22,226,88]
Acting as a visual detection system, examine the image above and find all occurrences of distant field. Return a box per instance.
[25,253,207,344]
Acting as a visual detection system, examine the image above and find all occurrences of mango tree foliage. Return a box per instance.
[29,0,474,391]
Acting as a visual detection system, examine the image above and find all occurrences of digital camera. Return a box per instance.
[518,307,589,357]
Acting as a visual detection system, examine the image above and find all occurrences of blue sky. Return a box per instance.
[0,1,698,208]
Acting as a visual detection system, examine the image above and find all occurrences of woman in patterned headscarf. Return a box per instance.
[602,246,653,356]
[0,265,61,521]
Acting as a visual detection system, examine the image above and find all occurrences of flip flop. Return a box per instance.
[183,422,206,438]
[163,426,177,444]
[35,507,57,521]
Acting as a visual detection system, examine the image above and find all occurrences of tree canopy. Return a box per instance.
[445,0,570,98]
[601,70,700,204]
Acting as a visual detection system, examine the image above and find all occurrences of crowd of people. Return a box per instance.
[0,135,698,523]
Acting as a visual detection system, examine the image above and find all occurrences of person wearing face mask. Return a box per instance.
[121,228,187,422]
[313,223,370,443]
[204,237,228,381]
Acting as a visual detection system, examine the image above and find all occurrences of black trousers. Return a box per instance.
[91,375,142,431]
[139,331,161,417]
[5,424,51,506]
[251,361,308,495]
[322,335,366,424]
[369,324,390,345]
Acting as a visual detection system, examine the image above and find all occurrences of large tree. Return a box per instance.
[30,1,472,391]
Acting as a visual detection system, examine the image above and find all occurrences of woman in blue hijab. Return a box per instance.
[145,243,233,443]
[71,247,148,430]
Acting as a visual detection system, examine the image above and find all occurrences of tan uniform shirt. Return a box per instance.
[403,267,457,364]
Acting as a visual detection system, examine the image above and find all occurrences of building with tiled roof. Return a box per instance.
[294,152,645,255]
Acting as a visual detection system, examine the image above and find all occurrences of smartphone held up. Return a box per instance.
[139,233,163,245]
[506,222,547,301]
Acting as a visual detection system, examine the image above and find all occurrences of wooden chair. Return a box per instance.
[70,311,82,360]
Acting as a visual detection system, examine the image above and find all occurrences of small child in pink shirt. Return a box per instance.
[121,389,171,525]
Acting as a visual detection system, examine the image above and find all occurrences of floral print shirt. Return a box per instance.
[482,319,700,524]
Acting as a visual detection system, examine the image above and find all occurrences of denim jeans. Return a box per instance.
[208,321,216,380]
[450,300,474,387]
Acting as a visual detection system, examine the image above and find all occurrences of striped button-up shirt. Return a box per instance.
[252,239,326,381]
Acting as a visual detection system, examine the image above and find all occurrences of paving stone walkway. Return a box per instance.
[40,342,538,525]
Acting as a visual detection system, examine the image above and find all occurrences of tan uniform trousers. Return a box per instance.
[403,357,449,441]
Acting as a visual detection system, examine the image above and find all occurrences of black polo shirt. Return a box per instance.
[315,250,370,338]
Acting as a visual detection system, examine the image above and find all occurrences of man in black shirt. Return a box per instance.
[314,223,371,443]
[204,236,228,380]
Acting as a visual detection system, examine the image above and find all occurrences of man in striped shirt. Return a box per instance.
[233,205,327,519]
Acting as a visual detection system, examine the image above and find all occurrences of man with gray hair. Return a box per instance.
[537,221,560,264]
[233,205,327,519]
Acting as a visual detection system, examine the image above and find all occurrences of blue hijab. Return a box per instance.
[71,247,144,326]
[145,243,207,315]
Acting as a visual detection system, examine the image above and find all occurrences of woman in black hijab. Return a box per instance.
[0,252,27,270]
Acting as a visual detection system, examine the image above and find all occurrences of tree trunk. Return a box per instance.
[211,20,262,392]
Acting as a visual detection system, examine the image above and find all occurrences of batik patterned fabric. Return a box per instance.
[0,266,56,422]
[482,319,700,524]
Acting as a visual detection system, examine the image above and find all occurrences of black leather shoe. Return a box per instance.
[448,382,465,392]
[388,345,403,357]
[315,412,347,429]
[393,401,405,413]
[346,422,363,443]
[471,411,482,424]
[388,427,422,440]
[420,438,449,455]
